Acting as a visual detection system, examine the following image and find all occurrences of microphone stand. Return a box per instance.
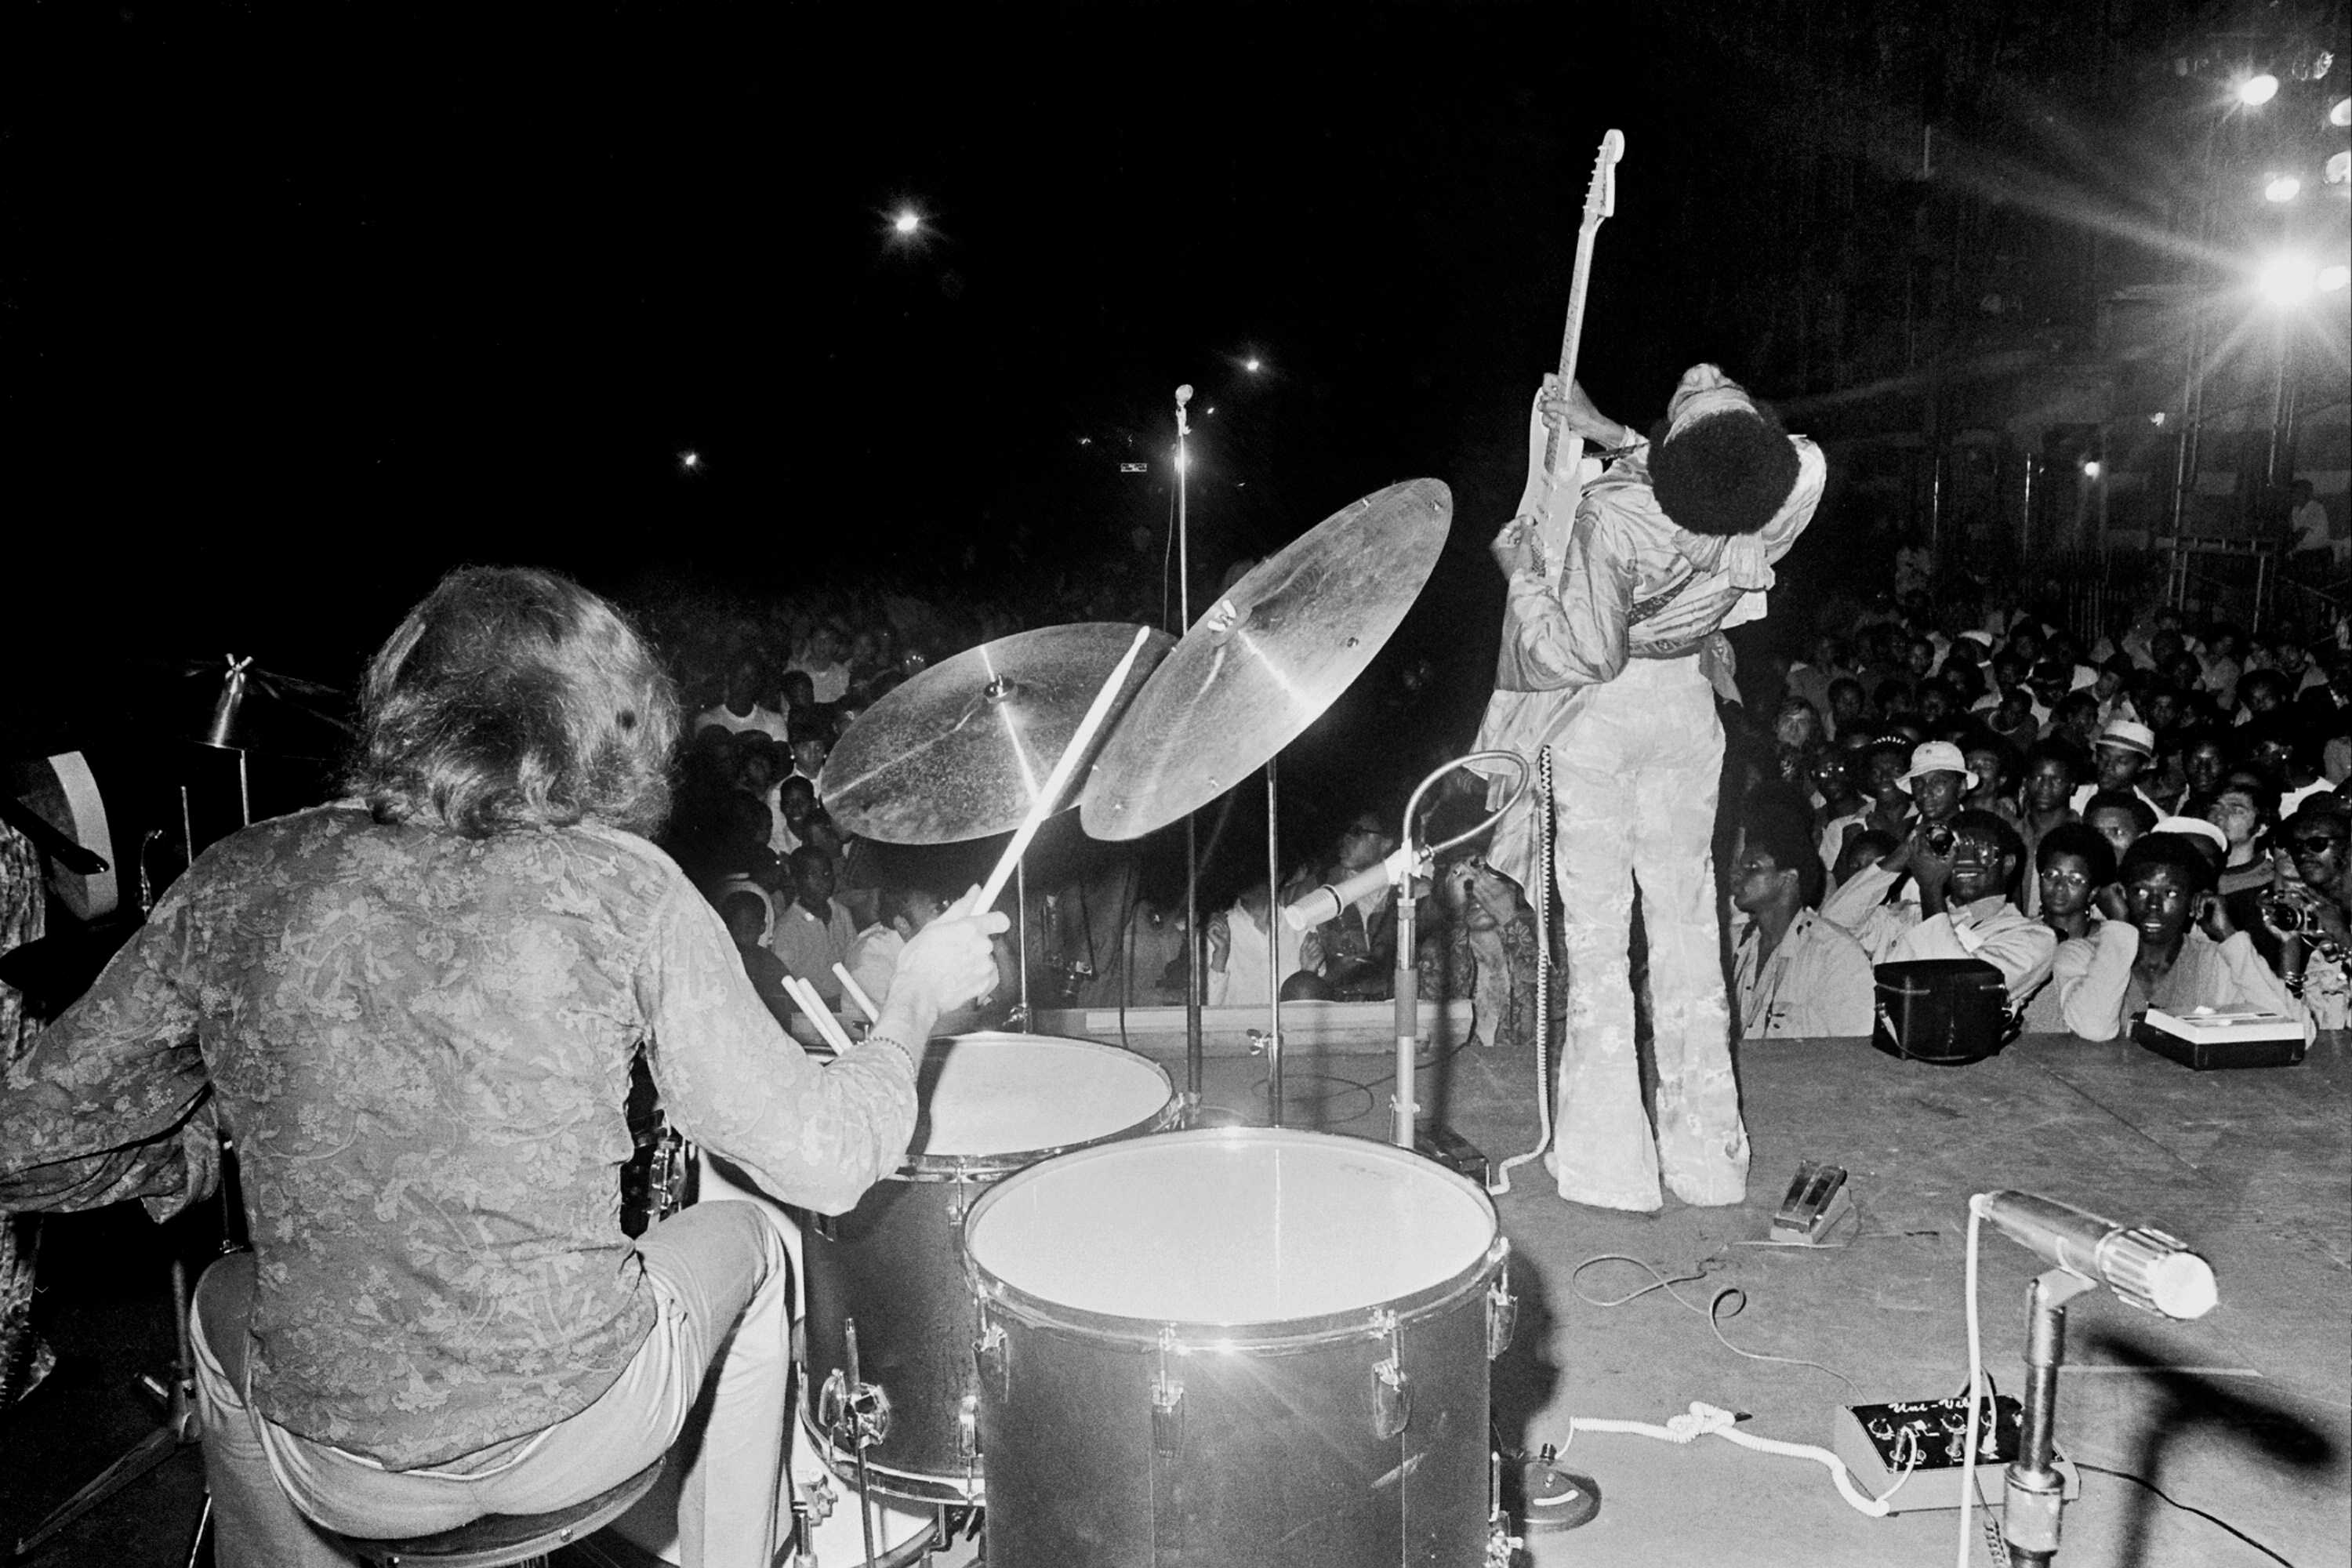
[2002,1268,2097,1567]
[1374,753,1531,1149]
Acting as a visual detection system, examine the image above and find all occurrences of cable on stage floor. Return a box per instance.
[2072,1463,2299,1567]
[1567,1250,1858,1394]
[1550,1399,1918,1518]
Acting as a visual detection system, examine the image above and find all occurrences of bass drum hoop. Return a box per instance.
[961,1127,1506,1352]
[891,1034,1180,1183]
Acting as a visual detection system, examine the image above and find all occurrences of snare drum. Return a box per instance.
[962,1128,1514,1568]
[802,1032,1179,1503]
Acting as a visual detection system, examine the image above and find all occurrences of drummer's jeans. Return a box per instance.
[1550,656,1751,1211]
[192,1200,794,1568]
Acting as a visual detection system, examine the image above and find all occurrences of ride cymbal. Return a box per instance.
[821,622,1174,844]
[1078,477,1450,840]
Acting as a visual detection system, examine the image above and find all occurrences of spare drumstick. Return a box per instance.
[833,963,882,1023]
[975,624,1154,913]
[783,973,858,1054]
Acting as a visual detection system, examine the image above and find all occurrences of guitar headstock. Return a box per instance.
[1585,130,1624,225]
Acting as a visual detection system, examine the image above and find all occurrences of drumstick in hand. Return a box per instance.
[975,624,1154,913]
[833,963,882,1023]
[782,974,857,1054]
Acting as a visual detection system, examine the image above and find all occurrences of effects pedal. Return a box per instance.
[1770,1160,1851,1243]
[1416,1124,1489,1188]
[1832,1394,2078,1513]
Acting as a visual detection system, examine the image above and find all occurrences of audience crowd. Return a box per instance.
[644,549,2352,1063]
[1731,584,2352,1044]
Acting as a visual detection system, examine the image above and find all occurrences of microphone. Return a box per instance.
[1281,847,1418,931]
[1971,1192,2216,1320]
[1175,384,1193,408]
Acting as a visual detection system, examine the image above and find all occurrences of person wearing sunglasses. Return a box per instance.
[2263,804,2352,1029]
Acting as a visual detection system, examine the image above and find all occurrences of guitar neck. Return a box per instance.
[1541,221,1605,476]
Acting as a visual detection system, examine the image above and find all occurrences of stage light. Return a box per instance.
[1244,357,1262,373]
[2322,264,2351,292]
[2149,411,2168,426]
[677,448,702,474]
[2257,252,2319,306]
[1204,405,1215,416]
[2328,151,2350,184]
[892,209,920,235]
[2264,172,2303,201]
[2332,96,2351,127]
[2239,72,2281,106]
[2082,460,2102,478]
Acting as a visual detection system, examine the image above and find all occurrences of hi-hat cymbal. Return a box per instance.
[1078,477,1451,841]
[821,623,1174,845]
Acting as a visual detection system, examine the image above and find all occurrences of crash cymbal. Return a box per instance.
[1078,477,1450,841]
[821,622,1175,845]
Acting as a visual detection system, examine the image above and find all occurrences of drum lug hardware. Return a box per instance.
[819,1319,893,1448]
[974,1319,1008,1400]
[1486,1272,1518,1360]
[945,1175,971,1226]
[1369,1310,1410,1439]
[798,1469,838,1528]
[957,1392,981,1465]
[1151,1324,1185,1455]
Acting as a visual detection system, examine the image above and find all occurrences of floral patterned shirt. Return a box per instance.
[0,805,916,1468]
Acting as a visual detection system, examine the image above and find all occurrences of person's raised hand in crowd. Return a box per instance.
[1909,825,1956,912]
[2194,889,2238,946]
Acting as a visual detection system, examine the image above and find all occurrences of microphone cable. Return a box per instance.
[1492,746,1555,1194]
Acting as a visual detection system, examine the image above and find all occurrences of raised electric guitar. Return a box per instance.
[1492,128,1623,693]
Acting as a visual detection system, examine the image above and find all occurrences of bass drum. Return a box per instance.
[800,1033,1178,1504]
[963,1128,1513,1568]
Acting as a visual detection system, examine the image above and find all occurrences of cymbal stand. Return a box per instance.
[12,1259,200,1563]
[1264,756,1283,1125]
[1174,383,1204,1118]
[1014,860,1031,1031]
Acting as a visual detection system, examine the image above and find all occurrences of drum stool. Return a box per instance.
[330,1458,665,1568]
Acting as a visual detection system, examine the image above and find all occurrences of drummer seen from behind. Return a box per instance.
[0,566,1005,1568]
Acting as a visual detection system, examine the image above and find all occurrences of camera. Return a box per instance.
[1922,825,1957,858]
[2260,894,2309,936]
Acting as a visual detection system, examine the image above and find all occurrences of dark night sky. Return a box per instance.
[8,0,2265,746]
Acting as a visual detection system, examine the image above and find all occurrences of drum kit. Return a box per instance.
[616,468,1537,1565]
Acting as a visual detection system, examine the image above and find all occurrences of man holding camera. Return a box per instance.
[1819,741,1977,963]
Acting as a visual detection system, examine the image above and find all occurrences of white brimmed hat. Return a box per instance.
[2096,719,2157,758]
[1896,740,1979,793]
[2153,815,2228,852]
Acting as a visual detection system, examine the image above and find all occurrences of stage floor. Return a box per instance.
[4,1025,2344,1567]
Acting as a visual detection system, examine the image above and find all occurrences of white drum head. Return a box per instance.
[912,1034,1171,1159]
[966,1130,1496,1325]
